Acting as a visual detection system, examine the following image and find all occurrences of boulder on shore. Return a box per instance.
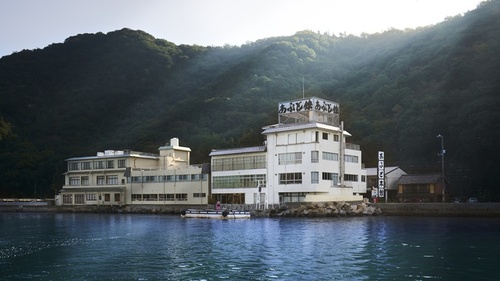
[273,202,382,217]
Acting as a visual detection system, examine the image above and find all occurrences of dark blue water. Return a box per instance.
[1,213,499,280]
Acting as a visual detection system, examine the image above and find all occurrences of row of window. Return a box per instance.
[279,172,365,185]
[68,174,208,186]
[69,175,120,186]
[68,159,127,171]
[279,151,358,165]
[212,174,266,189]
[130,174,208,183]
[63,193,120,204]
[212,155,266,172]
[131,193,206,201]
[62,192,207,204]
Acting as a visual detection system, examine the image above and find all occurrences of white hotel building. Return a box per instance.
[57,138,209,206]
[210,97,367,206]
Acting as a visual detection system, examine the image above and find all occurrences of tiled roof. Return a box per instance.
[209,146,266,156]
[395,174,442,185]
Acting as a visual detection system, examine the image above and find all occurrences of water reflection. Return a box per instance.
[1,214,500,280]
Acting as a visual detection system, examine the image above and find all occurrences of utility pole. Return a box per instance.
[437,134,445,202]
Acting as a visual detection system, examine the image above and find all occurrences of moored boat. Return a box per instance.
[181,209,251,219]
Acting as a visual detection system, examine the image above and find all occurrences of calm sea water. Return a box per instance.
[1,213,499,281]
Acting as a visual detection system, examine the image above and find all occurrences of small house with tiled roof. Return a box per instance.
[395,174,444,202]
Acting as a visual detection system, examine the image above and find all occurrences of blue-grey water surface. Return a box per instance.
[1,213,499,280]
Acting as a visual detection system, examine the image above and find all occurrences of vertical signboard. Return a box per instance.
[377,151,385,199]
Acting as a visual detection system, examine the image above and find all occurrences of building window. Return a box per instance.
[280,192,306,203]
[166,194,175,201]
[63,194,72,204]
[132,194,142,201]
[279,173,302,185]
[143,194,158,201]
[118,159,126,168]
[361,175,366,182]
[311,151,319,163]
[193,193,206,198]
[75,194,84,204]
[176,194,188,201]
[81,162,91,170]
[334,135,339,142]
[212,155,266,171]
[69,177,80,186]
[345,155,359,163]
[81,176,89,186]
[114,193,121,202]
[322,132,328,140]
[278,152,302,165]
[345,174,359,181]
[86,193,97,201]
[106,175,118,185]
[322,172,339,185]
[97,176,105,185]
[322,152,338,161]
[311,172,319,184]
[106,160,114,169]
[212,174,266,189]
[104,194,110,202]
[94,161,104,169]
[68,162,79,171]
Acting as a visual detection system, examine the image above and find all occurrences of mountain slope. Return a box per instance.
[0,0,499,200]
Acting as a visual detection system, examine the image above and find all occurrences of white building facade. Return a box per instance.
[57,138,209,206]
[210,97,367,205]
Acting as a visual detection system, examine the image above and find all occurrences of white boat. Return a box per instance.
[181,209,251,219]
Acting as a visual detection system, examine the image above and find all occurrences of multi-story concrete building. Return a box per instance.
[210,97,367,206]
[57,138,209,206]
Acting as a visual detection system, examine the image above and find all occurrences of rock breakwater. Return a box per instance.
[270,202,382,217]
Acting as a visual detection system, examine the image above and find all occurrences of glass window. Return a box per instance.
[81,176,89,186]
[69,177,80,186]
[97,176,105,185]
[311,172,319,184]
[345,155,359,163]
[68,162,79,171]
[278,173,302,185]
[106,160,114,169]
[94,161,104,169]
[106,175,118,185]
[322,152,338,161]
[118,159,126,168]
[75,194,84,204]
[278,152,302,165]
[81,162,91,170]
[311,151,319,163]
[86,193,97,201]
[63,194,72,204]
[322,132,328,140]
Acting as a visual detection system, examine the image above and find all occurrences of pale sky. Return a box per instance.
[0,0,484,58]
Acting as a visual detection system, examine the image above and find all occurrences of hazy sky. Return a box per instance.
[0,0,484,58]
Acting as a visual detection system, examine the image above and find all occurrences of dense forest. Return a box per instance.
[0,1,499,201]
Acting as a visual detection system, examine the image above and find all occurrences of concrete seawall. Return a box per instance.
[373,203,500,217]
[1,203,500,217]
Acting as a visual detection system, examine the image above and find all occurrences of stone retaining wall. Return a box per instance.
[2,203,499,217]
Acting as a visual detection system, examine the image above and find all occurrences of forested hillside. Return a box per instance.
[0,0,499,200]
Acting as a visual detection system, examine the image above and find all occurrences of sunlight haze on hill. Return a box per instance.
[0,0,484,57]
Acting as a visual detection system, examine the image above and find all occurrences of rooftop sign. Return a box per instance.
[278,97,340,126]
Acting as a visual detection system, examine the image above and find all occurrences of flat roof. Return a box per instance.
[262,122,351,136]
[209,146,266,156]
